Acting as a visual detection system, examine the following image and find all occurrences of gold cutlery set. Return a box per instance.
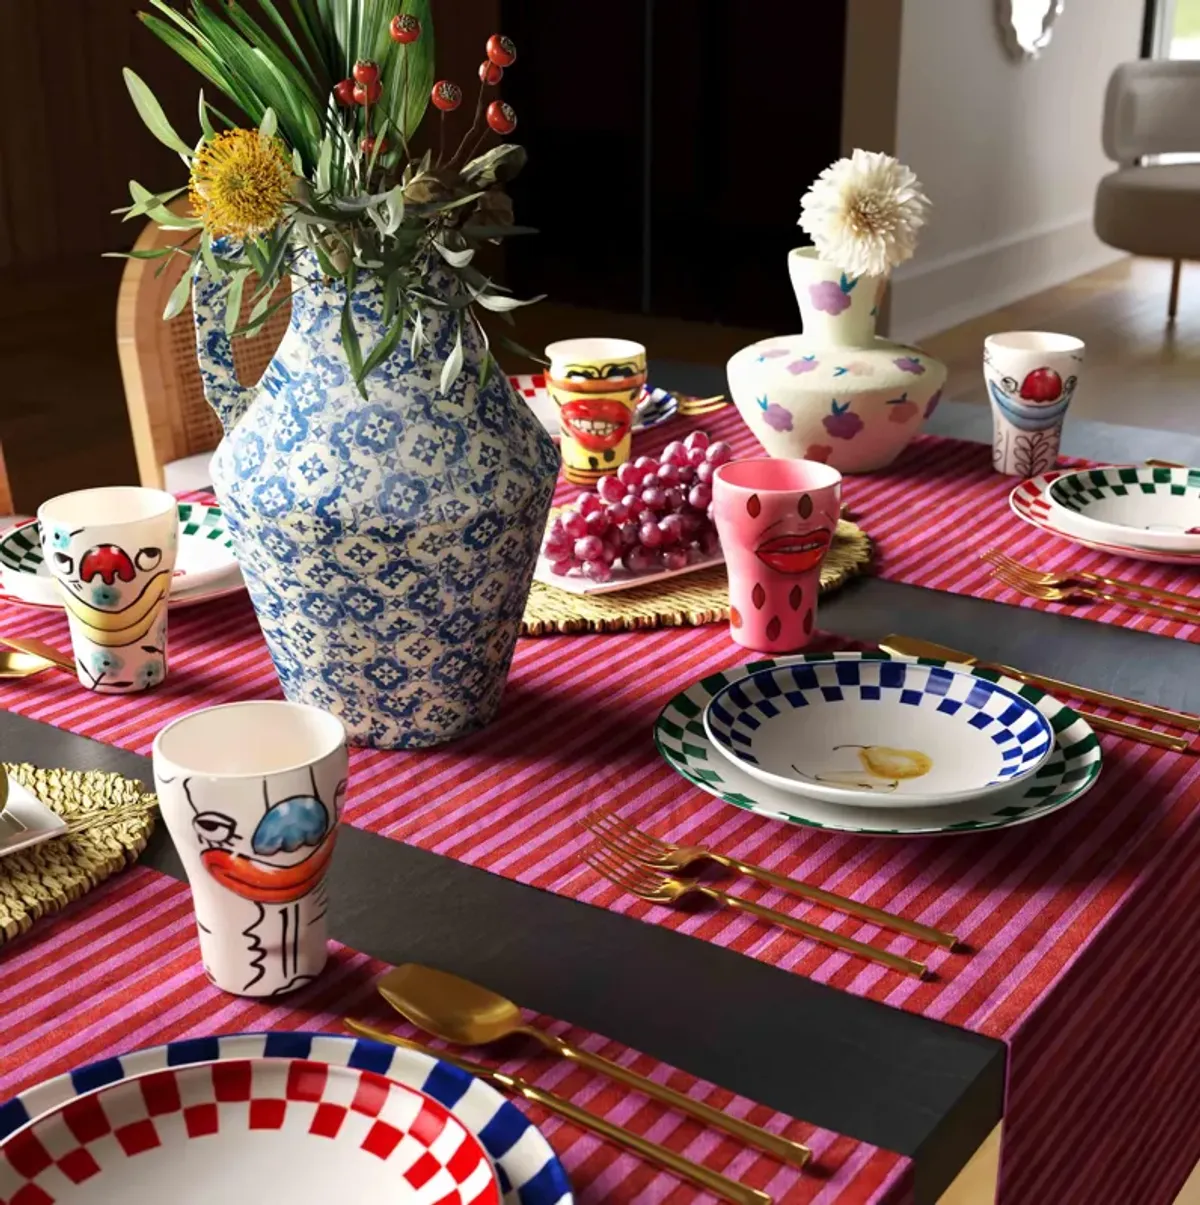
[984,548,1200,628]
[348,963,793,1205]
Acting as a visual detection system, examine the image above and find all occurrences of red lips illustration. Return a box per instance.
[755,530,831,575]
[80,545,136,585]
[201,836,336,904]
[558,398,633,452]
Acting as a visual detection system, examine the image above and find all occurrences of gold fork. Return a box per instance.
[584,845,928,978]
[990,564,1200,626]
[582,808,958,949]
[982,549,1200,612]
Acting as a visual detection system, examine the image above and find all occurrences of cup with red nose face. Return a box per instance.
[713,458,842,652]
[545,338,647,477]
[38,486,179,693]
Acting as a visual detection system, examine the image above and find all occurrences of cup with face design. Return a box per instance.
[984,331,1085,476]
[712,458,842,653]
[38,487,179,693]
[545,338,647,477]
[152,701,348,997]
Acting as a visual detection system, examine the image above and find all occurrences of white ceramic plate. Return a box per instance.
[1046,466,1200,553]
[509,374,677,440]
[533,547,723,595]
[0,1057,500,1205]
[703,659,1054,806]
[0,504,244,611]
[1010,472,1200,566]
[654,652,1102,836]
[0,778,66,858]
[0,1033,572,1205]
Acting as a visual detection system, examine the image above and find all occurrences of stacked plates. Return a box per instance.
[0,503,244,611]
[508,374,677,442]
[0,1032,572,1205]
[656,652,1102,837]
[1010,467,1200,566]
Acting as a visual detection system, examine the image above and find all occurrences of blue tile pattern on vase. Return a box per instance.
[192,252,560,749]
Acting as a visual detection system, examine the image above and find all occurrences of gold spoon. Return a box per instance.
[0,650,57,679]
[377,964,811,1169]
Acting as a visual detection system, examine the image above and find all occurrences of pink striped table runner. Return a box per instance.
[0,422,1198,1202]
[0,866,912,1205]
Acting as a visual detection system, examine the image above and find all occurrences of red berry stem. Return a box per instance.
[437,109,446,167]
[448,71,490,168]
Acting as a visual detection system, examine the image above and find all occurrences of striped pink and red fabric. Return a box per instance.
[0,866,912,1205]
[2,417,1200,1204]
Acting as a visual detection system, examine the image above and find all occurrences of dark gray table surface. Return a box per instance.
[6,366,1198,1203]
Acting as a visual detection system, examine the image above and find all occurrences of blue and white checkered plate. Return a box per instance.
[655,652,1102,836]
[0,1032,573,1205]
[705,656,1055,807]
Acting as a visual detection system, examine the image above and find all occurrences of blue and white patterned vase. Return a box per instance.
[192,253,560,749]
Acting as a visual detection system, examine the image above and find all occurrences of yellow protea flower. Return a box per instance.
[189,129,294,238]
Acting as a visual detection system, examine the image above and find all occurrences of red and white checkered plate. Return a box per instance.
[0,1058,500,1205]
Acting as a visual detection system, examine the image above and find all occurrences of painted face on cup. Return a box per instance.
[545,338,647,473]
[745,488,839,578]
[45,527,176,625]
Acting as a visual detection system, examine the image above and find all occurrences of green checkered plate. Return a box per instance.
[0,503,242,611]
[654,651,1102,836]
[1047,466,1200,554]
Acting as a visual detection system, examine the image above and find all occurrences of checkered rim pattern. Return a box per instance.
[1048,466,1200,515]
[1010,472,1200,562]
[654,652,1102,835]
[0,1057,499,1205]
[506,374,678,434]
[706,659,1054,782]
[0,1033,571,1205]
[0,507,232,580]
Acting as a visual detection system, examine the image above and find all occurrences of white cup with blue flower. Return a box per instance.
[37,486,178,692]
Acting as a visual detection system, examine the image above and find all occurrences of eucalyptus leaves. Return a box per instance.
[114,0,538,397]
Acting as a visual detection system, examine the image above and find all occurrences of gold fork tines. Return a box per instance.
[990,564,1200,626]
[584,844,928,978]
[982,549,1200,611]
[582,808,959,949]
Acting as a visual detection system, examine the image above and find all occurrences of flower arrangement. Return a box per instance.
[798,150,930,280]
[119,1,536,395]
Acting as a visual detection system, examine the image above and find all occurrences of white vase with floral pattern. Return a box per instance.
[726,248,947,473]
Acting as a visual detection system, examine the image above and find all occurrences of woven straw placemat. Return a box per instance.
[0,764,157,946]
[522,516,872,635]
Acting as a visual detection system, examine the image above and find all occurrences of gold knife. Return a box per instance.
[881,635,1196,752]
[344,1019,774,1205]
[0,635,74,673]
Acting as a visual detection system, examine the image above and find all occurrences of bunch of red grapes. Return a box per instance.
[542,430,734,582]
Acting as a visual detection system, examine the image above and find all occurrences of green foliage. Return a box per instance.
[122,1,535,393]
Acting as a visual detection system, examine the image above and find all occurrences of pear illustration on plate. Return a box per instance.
[841,744,933,780]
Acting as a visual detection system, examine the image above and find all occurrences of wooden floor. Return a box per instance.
[1,253,1196,514]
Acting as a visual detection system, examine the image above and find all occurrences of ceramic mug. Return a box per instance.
[545,338,647,476]
[984,331,1085,476]
[713,458,842,653]
[152,701,348,998]
[38,487,178,693]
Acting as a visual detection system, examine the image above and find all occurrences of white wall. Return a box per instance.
[890,0,1146,342]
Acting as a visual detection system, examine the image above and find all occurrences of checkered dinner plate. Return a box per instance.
[704,658,1055,807]
[0,1032,572,1205]
[0,1056,500,1205]
[655,652,1102,836]
[0,503,243,611]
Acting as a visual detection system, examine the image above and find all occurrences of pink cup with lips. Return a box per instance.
[713,458,842,652]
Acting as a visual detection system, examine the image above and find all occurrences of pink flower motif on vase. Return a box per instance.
[756,347,790,363]
[755,395,793,432]
[893,356,925,375]
[924,388,942,418]
[822,400,863,440]
[845,362,874,376]
[808,272,857,316]
[805,444,834,463]
[788,355,819,375]
[886,392,919,423]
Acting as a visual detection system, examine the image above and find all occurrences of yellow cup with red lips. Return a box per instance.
[545,338,647,474]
